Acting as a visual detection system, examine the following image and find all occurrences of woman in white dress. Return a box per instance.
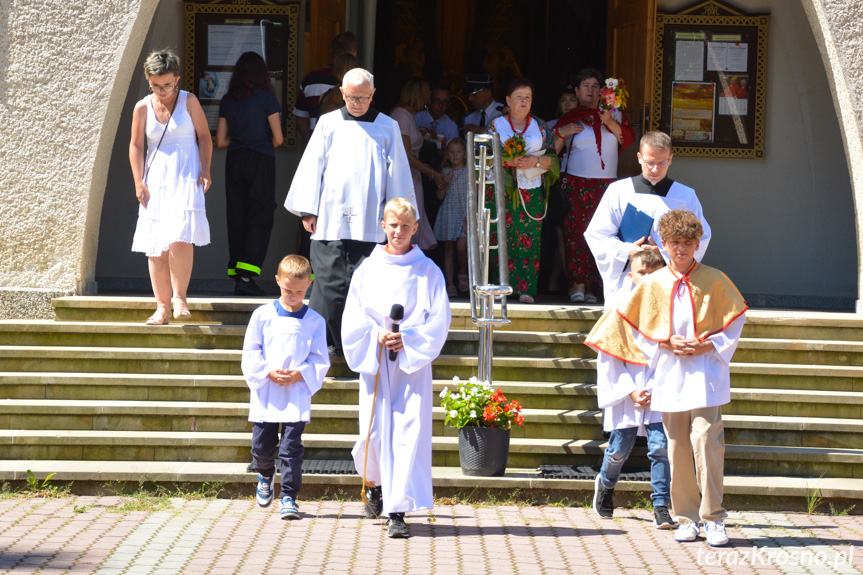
[129,49,212,325]
[390,78,444,251]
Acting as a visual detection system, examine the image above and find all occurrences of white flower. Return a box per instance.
[469,376,478,383]
[449,410,458,419]
[605,78,618,89]
[452,376,460,382]
[470,410,477,419]
[440,388,448,398]
[480,380,492,389]
[451,393,460,401]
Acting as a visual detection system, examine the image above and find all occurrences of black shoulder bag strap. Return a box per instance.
[143,91,180,183]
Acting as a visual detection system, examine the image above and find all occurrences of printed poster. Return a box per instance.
[670,82,716,142]
[718,73,749,116]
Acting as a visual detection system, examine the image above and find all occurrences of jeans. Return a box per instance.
[251,421,306,498]
[598,422,670,507]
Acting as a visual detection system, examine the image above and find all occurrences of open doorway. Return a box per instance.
[371,0,613,298]
[371,0,609,123]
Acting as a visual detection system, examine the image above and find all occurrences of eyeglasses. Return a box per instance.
[344,95,372,104]
[149,84,177,94]
[510,95,531,103]
[641,159,671,169]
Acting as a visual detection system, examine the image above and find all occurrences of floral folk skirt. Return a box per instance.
[486,184,544,296]
[560,173,614,291]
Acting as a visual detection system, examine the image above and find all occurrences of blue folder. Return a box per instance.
[618,204,654,244]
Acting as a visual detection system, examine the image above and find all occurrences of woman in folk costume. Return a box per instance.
[129,49,212,324]
[553,67,635,304]
[342,198,451,538]
[488,77,560,303]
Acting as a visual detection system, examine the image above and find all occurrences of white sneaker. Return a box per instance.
[674,521,700,542]
[704,520,729,546]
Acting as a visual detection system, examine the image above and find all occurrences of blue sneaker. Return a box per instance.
[256,473,275,507]
[280,495,300,520]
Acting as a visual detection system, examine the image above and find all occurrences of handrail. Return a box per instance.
[465,132,512,383]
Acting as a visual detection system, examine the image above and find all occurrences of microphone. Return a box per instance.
[389,304,405,361]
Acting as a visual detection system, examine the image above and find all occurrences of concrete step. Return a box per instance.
[3,372,863,419]
[4,344,863,390]
[0,399,598,439]
[3,460,863,508]
[1,428,860,479]
[4,399,862,447]
[51,298,604,333]
[0,321,246,349]
[52,297,863,342]
[9,322,863,369]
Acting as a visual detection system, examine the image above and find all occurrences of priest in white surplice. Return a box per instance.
[342,199,451,538]
[584,131,711,309]
[285,68,416,356]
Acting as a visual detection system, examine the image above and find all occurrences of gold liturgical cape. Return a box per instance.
[585,262,748,365]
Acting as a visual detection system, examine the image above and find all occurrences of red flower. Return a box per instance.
[508,260,515,272]
[517,279,528,292]
[505,213,513,226]
[491,389,506,403]
[534,260,541,272]
[522,257,529,266]
[523,236,532,249]
[521,189,530,203]
[516,415,524,426]
[483,405,496,421]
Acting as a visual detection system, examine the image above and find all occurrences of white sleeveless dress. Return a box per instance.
[132,90,210,256]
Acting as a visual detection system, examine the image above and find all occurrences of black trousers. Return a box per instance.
[309,238,376,351]
[225,148,276,278]
[251,421,306,497]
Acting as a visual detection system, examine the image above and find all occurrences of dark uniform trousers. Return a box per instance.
[225,148,276,278]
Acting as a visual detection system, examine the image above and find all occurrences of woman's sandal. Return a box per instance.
[145,306,170,326]
[173,298,191,320]
[519,294,535,304]
[458,273,469,292]
[569,292,585,303]
[447,285,458,297]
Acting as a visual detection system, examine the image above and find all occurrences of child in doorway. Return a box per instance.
[586,210,746,547]
[342,198,452,538]
[433,138,469,297]
[586,249,676,529]
[241,255,331,519]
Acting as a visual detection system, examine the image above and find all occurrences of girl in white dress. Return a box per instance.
[129,49,212,325]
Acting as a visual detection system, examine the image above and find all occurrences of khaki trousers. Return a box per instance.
[662,406,726,523]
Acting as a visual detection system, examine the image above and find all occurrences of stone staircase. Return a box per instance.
[1,296,863,509]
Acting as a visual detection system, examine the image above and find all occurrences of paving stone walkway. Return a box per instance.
[0,496,861,574]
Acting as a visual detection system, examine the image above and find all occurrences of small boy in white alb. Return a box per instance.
[587,249,676,529]
[242,255,330,519]
[586,210,746,547]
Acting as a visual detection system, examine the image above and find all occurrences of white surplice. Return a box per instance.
[584,177,711,309]
[633,283,746,413]
[342,245,452,515]
[242,302,331,423]
[596,352,662,434]
[284,108,417,243]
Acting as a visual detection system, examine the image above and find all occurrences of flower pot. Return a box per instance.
[458,426,510,477]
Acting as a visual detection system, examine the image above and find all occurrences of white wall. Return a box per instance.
[657,0,856,307]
